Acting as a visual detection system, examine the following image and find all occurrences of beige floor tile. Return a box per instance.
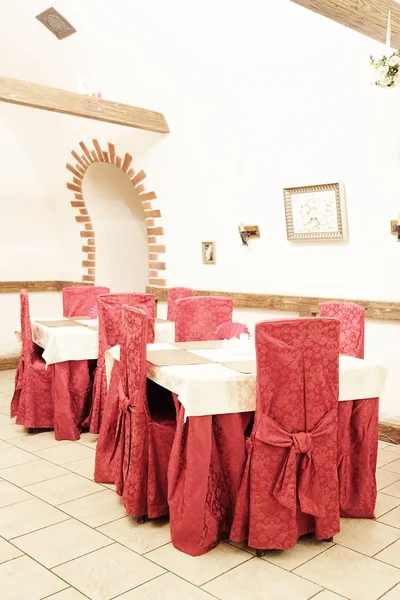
[261,536,333,571]
[383,459,400,475]
[294,545,400,600]
[118,572,215,599]
[44,589,88,599]
[63,456,95,480]
[25,473,102,505]
[76,432,98,449]
[385,445,400,456]
[53,543,165,600]
[146,541,252,586]
[59,490,126,527]
[378,470,400,491]
[0,440,11,451]
[203,556,321,600]
[0,554,67,599]
[229,540,256,555]
[0,537,23,563]
[375,539,400,568]
[375,493,400,519]
[0,497,69,539]
[0,459,70,487]
[381,584,400,598]
[378,450,400,469]
[0,480,33,507]
[10,431,72,452]
[382,480,400,499]
[0,379,14,394]
[98,515,171,554]
[379,505,400,529]
[34,443,95,465]
[12,518,112,568]
[314,592,348,600]
[0,413,14,427]
[380,441,391,449]
[0,445,37,469]
[0,424,29,442]
[333,518,400,556]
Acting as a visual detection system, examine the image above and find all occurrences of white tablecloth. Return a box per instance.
[15,319,176,365]
[105,343,388,417]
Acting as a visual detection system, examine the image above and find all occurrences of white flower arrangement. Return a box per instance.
[370,49,400,87]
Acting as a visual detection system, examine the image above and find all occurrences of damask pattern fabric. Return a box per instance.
[318,301,365,359]
[86,293,155,434]
[107,306,176,519]
[167,287,195,321]
[230,318,341,551]
[62,286,110,317]
[175,296,233,342]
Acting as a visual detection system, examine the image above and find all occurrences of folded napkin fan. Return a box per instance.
[89,304,98,319]
[215,320,250,340]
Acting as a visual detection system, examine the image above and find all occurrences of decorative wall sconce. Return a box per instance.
[390,219,400,240]
[238,224,260,246]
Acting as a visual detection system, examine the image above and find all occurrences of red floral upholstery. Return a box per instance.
[62,286,110,317]
[110,306,176,519]
[167,287,195,321]
[319,301,365,359]
[175,296,233,342]
[11,290,91,440]
[319,302,378,518]
[86,293,155,434]
[230,318,341,551]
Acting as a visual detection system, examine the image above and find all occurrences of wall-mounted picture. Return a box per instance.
[202,241,216,264]
[283,182,348,241]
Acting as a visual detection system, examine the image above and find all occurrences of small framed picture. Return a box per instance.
[202,241,216,264]
[283,182,348,241]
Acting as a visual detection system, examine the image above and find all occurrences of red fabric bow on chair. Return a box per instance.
[255,408,337,516]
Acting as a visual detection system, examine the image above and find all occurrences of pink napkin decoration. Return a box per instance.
[89,304,98,319]
[215,320,250,340]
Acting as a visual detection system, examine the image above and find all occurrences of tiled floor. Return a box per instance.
[1,370,400,600]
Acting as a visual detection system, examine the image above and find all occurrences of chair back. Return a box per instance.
[97,293,155,363]
[255,318,340,431]
[167,287,195,321]
[19,290,37,363]
[120,305,148,414]
[319,301,365,358]
[62,286,110,317]
[175,296,233,342]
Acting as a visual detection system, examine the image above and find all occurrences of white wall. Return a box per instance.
[0,0,399,419]
[82,162,148,292]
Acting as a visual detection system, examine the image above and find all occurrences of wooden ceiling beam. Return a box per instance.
[290,0,400,49]
[0,75,169,133]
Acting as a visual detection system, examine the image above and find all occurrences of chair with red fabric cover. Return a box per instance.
[318,301,364,359]
[11,290,53,428]
[230,318,341,553]
[175,296,233,342]
[88,292,155,435]
[110,305,176,520]
[11,290,92,440]
[62,285,110,318]
[319,301,378,518]
[167,287,195,321]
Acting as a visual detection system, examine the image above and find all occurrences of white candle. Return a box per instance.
[239,221,245,232]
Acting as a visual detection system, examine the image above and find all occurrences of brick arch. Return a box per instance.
[66,140,166,286]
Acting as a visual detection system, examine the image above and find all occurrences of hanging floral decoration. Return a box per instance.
[370,10,400,88]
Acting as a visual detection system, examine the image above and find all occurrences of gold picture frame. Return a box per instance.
[283,182,348,241]
[202,241,216,264]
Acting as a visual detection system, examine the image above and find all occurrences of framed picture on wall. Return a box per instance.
[202,241,216,264]
[283,182,348,241]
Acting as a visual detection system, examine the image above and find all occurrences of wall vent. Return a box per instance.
[35,7,76,40]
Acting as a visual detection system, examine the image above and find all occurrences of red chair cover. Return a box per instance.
[230,318,341,550]
[319,301,364,359]
[319,302,377,518]
[175,296,233,342]
[111,306,176,518]
[167,287,195,321]
[62,286,110,317]
[86,293,155,434]
[11,290,91,440]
